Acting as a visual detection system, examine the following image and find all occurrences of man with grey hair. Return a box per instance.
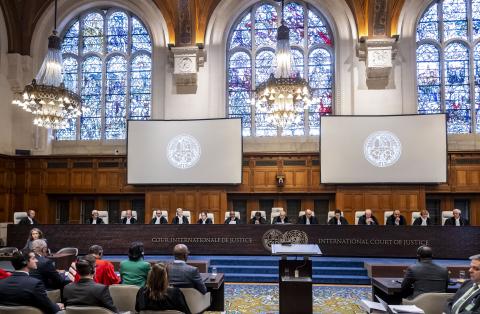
[30,239,70,290]
[444,209,469,226]
[444,254,480,313]
[167,244,207,294]
[357,209,379,225]
[88,210,104,224]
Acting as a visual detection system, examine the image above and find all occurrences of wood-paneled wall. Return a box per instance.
[1,152,480,224]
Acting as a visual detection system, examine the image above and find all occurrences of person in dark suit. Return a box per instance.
[121,209,137,224]
[297,209,318,224]
[167,244,207,294]
[88,210,105,224]
[357,209,379,225]
[0,250,63,313]
[413,209,432,226]
[224,210,241,224]
[172,208,189,224]
[63,255,118,312]
[386,210,407,226]
[197,211,213,224]
[136,262,191,314]
[30,239,70,290]
[444,254,480,314]
[250,211,267,224]
[273,210,289,224]
[151,209,168,224]
[328,209,349,225]
[19,209,38,225]
[444,208,469,226]
[401,246,449,299]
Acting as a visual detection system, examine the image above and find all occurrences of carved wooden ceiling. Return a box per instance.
[0,0,404,55]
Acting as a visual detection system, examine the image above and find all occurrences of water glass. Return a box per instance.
[284,267,290,278]
[459,270,466,280]
[212,266,218,276]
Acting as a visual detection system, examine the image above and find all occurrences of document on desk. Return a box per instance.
[388,305,424,314]
[359,299,387,313]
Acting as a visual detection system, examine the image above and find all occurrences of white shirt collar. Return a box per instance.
[173,260,186,264]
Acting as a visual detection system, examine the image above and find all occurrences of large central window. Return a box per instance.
[227,1,334,137]
[56,9,152,141]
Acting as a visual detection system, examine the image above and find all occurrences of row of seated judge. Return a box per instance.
[91,208,470,225]
[13,208,469,226]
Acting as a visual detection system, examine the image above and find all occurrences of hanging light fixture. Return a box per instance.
[12,0,81,129]
[254,0,312,130]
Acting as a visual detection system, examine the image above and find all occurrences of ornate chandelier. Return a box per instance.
[254,0,312,129]
[12,0,81,129]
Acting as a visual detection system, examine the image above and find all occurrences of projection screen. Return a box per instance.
[127,119,242,184]
[320,114,447,183]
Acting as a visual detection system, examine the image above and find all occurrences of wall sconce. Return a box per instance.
[276,174,285,187]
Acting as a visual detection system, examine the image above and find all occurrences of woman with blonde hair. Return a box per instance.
[135,263,191,314]
[23,228,46,250]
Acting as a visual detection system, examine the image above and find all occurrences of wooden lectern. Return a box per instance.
[272,244,322,314]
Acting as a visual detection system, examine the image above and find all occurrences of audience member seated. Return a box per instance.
[89,245,120,286]
[401,246,448,299]
[167,244,207,294]
[328,209,348,225]
[444,208,469,226]
[68,245,120,286]
[30,239,70,290]
[0,268,11,279]
[413,209,432,226]
[273,210,289,224]
[24,227,46,250]
[19,209,38,225]
[120,241,151,287]
[444,253,480,314]
[197,211,213,224]
[151,209,168,224]
[0,250,63,313]
[63,255,118,313]
[224,210,240,224]
[298,209,318,225]
[121,209,137,224]
[250,211,267,224]
[386,210,407,226]
[172,208,189,224]
[89,210,105,224]
[357,209,379,225]
[135,262,191,314]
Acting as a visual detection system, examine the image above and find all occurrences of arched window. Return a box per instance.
[416,0,480,133]
[227,1,334,136]
[57,9,152,140]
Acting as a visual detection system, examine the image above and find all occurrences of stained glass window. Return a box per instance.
[416,0,480,133]
[57,9,152,140]
[227,1,334,136]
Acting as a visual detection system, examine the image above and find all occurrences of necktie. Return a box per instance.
[452,283,479,314]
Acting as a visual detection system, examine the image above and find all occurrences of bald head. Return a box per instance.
[173,244,189,261]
